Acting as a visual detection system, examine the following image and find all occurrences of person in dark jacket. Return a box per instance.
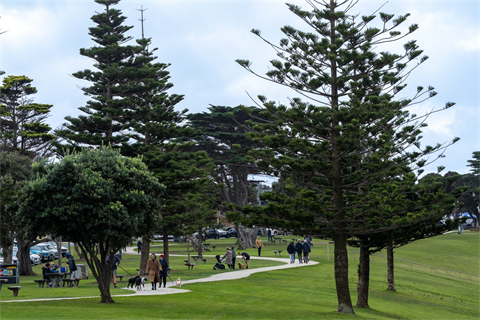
[303,240,311,263]
[159,254,169,288]
[107,252,121,288]
[238,251,250,269]
[287,242,296,263]
[137,240,142,254]
[295,240,304,264]
[231,245,236,270]
[65,253,77,280]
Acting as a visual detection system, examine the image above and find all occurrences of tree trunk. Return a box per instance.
[333,233,355,314]
[197,226,203,257]
[139,238,150,275]
[74,243,85,260]
[387,238,396,291]
[236,225,255,249]
[56,237,62,268]
[17,235,35,276]
[4,244,13,264]
[162,230,170,263]
[356,242,370,308]
[187,235,191,264]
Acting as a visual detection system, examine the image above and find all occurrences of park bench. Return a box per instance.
[201,258,207,264]
[8,286,21,297]
[211,246,216,251]
[0,279,8,292]
[116,275,125,281]
[184,263,196,270]
[282,240,288,244]
[34,279,49,288]
[272,250,283,256]
[62,279,74,287]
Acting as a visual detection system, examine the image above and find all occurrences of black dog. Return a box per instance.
[127,276,146,291]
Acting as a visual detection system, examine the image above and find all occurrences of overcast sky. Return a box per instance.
[1,0,478,176]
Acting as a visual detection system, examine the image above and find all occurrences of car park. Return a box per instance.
[30,245,52,262]
[217,229,228,238]
[205,229,220,239]
[36,243,58,259]
[153,234,174,241]
[45,241,68,257]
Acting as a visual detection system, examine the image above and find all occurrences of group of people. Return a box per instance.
[221,245,251,269]
[146,253,169,290]
[286,238,312,264]
[41,253,78,288]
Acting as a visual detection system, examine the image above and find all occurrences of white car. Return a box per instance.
[36,243,58,260]
[12,248,41,265]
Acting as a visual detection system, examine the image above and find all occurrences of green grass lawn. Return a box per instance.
[0,233,478,319]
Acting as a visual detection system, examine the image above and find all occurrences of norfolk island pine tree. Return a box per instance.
[231,0,459,315]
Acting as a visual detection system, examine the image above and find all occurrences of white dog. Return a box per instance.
[175,278,182,288]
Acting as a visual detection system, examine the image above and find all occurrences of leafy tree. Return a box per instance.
[144,144,218,262]
[233,0,458,314]
[17,147,164,303]
[0,152,31,264]
[188,106,261,249]
[0,75,55,158]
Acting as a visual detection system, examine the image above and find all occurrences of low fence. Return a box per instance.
[348,250,480,284]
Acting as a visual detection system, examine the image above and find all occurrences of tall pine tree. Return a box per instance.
[234,0,458,314]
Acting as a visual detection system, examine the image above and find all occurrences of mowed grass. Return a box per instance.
[0,233,478,319]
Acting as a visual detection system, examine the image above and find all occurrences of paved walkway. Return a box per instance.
[1,248,317,303]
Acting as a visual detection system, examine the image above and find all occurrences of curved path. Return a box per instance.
[1,247,317,303]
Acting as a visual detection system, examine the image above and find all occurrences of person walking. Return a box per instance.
[256,236,264,257]
[238,251,251,269]
[303,239,311,264]
[231,245,236,269]
[147,253,162,290]
[221,247,233,270]
[159,254,169,288]
[106,252,121,288]
[137,240,142,254]
[295,240,304,264]
[287,241,296,263]
[267,229,272,241]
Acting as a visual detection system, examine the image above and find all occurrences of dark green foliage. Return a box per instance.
[54,0,152,151]
[0,76,55,159]
[233,0,458,314]
[17,146,164,303]
[0,152,32,254]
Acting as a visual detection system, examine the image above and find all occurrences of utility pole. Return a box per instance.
[136,5,148,39]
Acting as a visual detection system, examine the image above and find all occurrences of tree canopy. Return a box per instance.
[17,146,164,303]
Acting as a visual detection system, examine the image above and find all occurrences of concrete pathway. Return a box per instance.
[1,248,317,303]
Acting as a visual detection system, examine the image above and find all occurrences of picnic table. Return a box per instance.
[46,273,69,288]
[203,243,210,251]
[272,250,283,256]
[275,237,283,244]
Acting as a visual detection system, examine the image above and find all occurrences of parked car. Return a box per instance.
[0,251,18,264]
[12,248,41,265]
[153,235,174,241]
[226,228,237,238]
[204,229,220,239]
[36,243,58,259]
[45,242,68,257]
[30,245,52,262]
[217,229,227,238]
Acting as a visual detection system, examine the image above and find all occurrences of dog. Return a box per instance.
[238,262,246,270]
[175,278,182,288]
[127,276,147,291]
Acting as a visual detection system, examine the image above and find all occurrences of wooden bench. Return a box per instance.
[282,240,288,244]
[8,286,21,297]
[211,246,216,251]
[62,279,74,287]
[34,279,49,288]
[272,250,283,256]
[184,263,196,270]
[201,258,207,264]
[116,275,125,281]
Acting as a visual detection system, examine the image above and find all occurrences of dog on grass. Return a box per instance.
[127,276,147,291]
[238,262,246,270]
[175,278,182,288]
